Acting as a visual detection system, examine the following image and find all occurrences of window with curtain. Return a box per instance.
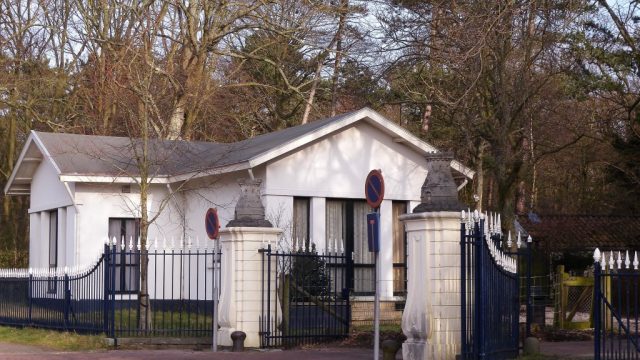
[325,199,374,295]
[292,197,310,250]
[49,210,58,269]
[392,201,407,295]
[352,201,374,294]
[48,210,58,293]
[108,218,140,294]
[325,200,346,252]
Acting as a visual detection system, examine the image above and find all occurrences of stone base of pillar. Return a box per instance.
[216,226,282,349]
[403,339,432,360]
[217,327,235,347]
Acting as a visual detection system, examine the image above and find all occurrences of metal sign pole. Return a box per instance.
[205,207,220,352]
[212,237,219,352]
[364,170,384,360]
[374,248,380,360]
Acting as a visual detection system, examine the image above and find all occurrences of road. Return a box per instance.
[0,343,375,360]
[0,340,594,359]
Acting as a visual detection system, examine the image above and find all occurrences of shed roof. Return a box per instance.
[518,214,640,252]
[5,108,475,194]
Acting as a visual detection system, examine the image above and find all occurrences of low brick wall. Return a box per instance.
[351,300,403,326]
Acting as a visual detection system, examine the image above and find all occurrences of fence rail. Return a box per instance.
[594,249,640,360]
[0,239,220,341]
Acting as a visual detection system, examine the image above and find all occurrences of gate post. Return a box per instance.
[593,249,601,360]
[474,218,485,359]
[217,178,282,348]
[103,241,111,336]
[400,152,466,360]
[63,270,70,330]
[28,271,33,325]
[217,227,281,348]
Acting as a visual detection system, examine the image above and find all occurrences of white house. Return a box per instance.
[4,107,474,301]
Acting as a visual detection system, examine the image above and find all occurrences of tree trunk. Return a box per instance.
[167,97,185,140]
[330,0,348,117]
[138,101,152,332]
[474,145,484,212]
[301,61,324,124]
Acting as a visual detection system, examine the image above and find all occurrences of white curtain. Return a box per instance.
[48,210,58,268]
[325,200,375,293]
[353,202,374,293]
[325,200,346,252]
[107,218,140,293]
[293,198,310,250]
[353,202,373,264]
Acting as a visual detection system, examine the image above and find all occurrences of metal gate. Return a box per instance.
[259,243,350,348]
[460,211,520,360]
[594,249,640,360]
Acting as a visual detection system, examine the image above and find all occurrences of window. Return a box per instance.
[49,210,58,269]
[392,201,407,296]
[108,218,140,294]
[292,197,310,250]
[48,210,58,293]
[326,199,374,295]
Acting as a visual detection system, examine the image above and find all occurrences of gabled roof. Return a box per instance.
[5,107,475,195]
[518,214,640,252]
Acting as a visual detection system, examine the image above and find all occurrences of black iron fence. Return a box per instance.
[0,240,220,341]
[594,249,640,360]
[259,243,350,348]
[460,211,521,360]
[0,254,108,333]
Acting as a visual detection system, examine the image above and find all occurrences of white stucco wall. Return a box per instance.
[181,171,253,241]
[263,122,427,200]
[28,157,75,269]
[30,158,73,212]
[73,183,187,265]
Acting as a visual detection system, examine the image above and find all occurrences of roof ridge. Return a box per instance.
[33,108,368,147]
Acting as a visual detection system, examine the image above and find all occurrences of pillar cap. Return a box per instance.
[226,178,273,227]
[413,151,466,213]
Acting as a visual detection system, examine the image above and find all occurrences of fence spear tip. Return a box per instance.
[617,251,623,269]
[609,251,614,270]
[625,250,630,269]
[594,248,601,263]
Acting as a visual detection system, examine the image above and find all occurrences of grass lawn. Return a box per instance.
[0,326,108,351]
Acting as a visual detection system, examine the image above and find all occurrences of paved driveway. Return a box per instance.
[0,343,375,360]
[0,340,595,359]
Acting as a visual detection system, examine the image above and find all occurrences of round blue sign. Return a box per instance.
[205,208,220,240]
[365,169,385,209]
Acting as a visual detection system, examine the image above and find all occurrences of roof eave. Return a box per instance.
[167,162,251,183]
[3,131,45,195]
[59,175,170,184]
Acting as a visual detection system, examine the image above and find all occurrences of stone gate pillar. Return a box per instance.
[217,179,282,348]
[400,152,465,360]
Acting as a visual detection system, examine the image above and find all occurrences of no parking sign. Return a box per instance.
[364,170,384,253]
[205,208,220,240]
[364,169,384,209]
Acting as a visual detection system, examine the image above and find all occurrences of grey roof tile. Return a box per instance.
[35,110,360,177]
